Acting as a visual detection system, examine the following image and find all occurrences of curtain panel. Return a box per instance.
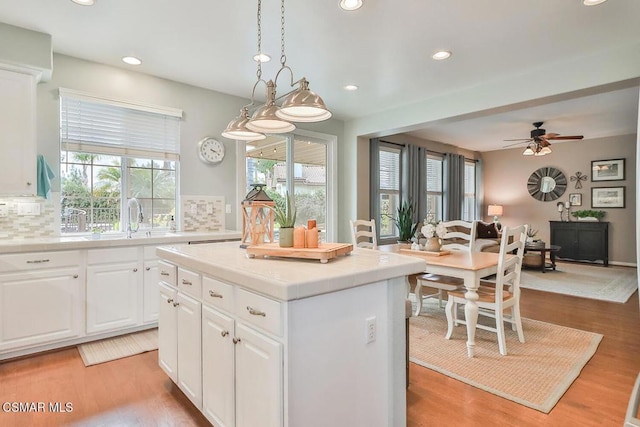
[444,152,465,220]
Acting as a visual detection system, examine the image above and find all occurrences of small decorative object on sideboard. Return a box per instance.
[571,210,605,222]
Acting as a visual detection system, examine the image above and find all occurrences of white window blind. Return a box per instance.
[379,146,400,191]
[59,88,182,160]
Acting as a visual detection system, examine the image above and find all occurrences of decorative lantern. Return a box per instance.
[241,184,275,248]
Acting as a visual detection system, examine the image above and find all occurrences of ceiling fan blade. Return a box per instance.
[539,139,551,147]
[546,135,584,140]
[503,138,533,142]
[503,140,531,148]
[540,133,559,139]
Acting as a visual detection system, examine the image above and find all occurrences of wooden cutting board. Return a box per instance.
[246,243,353,263]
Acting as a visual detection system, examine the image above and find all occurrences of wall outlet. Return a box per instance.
[225,204,231,214]
[365,316,376,344]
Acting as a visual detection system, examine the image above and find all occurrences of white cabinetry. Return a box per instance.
[0,251,82,352]
[142,246,160,323]
[0,68,36,195]
[158,264,203,409]
[86,247,141,334]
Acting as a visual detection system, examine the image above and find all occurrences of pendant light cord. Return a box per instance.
[280,0,286,66]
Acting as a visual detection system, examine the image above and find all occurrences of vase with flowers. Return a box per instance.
[421,221,447,252]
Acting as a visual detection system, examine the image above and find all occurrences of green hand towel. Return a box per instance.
[37,154,55,199]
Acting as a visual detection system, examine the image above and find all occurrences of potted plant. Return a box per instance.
[391,200,419,243]
[571,210,606,221]
[272,192,297,247]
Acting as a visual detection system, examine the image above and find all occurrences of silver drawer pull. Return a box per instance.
[173,302,180,307]
[233,337,241,344]
[26,259,50,264]
[73,274,79,279]
[160,271,170,276]
[167,298,174,304]
[146,267,151,271]
[182,279,192,285]
[209,290,223,299]
[247,306,266,317]
[133,268,138,272]
[221,330,229,337]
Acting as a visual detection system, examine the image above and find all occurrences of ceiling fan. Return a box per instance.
[504,122,584,156]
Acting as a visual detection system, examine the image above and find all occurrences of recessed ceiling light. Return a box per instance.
[122,56,142,65]
[344,84,359,91]
[71,0,95,5]
[339,0,363,11]
[253,52,271,63]
[432,51,452,61]
[583,0,607,5]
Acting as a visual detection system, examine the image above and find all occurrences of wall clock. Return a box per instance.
[527,167,567,201]
[198,137,225,164]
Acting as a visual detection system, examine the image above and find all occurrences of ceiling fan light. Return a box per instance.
[539,146,552,155]
[522,146,535,156]
[583,0,607,5]
[247,104,296,134]
[222,108,266,141]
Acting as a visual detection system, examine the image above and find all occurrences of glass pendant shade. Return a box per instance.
[539,146,552,155]
[276,79,332,122]
[222,108,266,141]
[522,146,535,156]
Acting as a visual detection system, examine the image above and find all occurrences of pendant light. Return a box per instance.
[222,0,331,140]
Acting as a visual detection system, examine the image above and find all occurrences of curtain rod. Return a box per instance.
[378,139,478,162]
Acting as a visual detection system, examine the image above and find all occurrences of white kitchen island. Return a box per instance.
[156,241,425,427]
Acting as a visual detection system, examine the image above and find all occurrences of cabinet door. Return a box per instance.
[158,282,178,382]
[86,261,141,334]
[576,227,606,262]
[0,69,36,195]
[235,323,283,427]
[551,225,576,259]
[202,305,235,427]
[177,292,202,409]
[0,268,82,351]
[143,260,159,323]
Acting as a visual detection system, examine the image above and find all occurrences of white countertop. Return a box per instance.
[0,230,241,254]
[157,242,425,301]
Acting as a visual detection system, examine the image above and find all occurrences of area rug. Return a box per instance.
[520,262,638,303]
[409,303,602,413]
[77,329,158,367]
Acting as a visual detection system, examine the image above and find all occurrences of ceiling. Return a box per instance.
[0,0,639,152]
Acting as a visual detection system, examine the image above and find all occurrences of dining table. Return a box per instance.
[380,244,503,358]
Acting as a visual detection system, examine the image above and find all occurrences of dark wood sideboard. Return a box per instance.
[549,221,609,266]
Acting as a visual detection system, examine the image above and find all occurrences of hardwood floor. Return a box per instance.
[0,287,638,426]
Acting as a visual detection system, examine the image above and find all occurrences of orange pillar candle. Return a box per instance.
[293,226,306,248]
[306,227,319,248]
[307,219,316,230]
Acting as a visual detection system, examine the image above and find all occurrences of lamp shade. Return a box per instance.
[276,78,332,122]
[487,205,503,217]
[222,108,266,141]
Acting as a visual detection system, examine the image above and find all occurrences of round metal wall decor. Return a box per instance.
[527,167,567,201]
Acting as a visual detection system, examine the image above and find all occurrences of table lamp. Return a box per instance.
[488,204,503,231]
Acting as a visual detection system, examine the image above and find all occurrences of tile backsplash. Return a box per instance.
[181,195,225,232]
[0,193,59,240]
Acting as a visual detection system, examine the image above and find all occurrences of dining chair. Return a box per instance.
[413,220,476,315]
[349,219,378,249]
[444,224,528,356]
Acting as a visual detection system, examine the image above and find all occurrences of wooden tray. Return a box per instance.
[246,243,353,264]
[400,248,451,257]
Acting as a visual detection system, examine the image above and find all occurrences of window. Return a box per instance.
[462,160,477,221]
[59,89,181,234]
[426,154,443,222]
[379,144,401,238]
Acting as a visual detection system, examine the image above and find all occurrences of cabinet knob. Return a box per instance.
[221,330,229,337]
[73,274,79,279]
[232,337,241,344]
[182,279,192,285]
[173,302,180,307]
[247,306,266,317]
[133,268,138,272]
[146,267,151,271]
[209,290,223,298]
[26,182,32,186]
[167,298,174,304]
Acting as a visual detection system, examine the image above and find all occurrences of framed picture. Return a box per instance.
[591,158,625,181]
[569,193,582,206]
[591,186,625,208]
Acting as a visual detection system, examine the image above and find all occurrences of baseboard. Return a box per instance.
[609,261,638,268]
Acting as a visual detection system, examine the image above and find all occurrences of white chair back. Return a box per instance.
[440,220,477,252]
[492,224,528,304]
[350,219,377,249]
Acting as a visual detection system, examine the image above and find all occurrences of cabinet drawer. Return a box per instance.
[235,288,283,337]
[178,267,201,299]
[158,260,177,286]
[202,276,234,313]
[0,250,81,272]
[87,247,138,265]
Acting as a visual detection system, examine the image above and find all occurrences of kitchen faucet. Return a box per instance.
[126,197,143,238]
